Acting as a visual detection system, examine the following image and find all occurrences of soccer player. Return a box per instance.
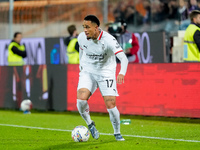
[77,15,128,141]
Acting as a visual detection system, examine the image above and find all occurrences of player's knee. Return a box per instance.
[104,99,116,109]
[77,88,90,100]
[77,94,89,100]
[106,103,116,109]
[104,96,116,108]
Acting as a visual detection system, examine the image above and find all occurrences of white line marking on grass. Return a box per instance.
[0,123,71,132]
[0,123,200,143]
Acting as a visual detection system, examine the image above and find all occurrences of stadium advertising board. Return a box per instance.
[45,37,68,65]
[134,32,166,63]
[0,63,200,117]
[0,39,10,66]
[0,38,46,66]
[0,65,48,109]
[67,63,200,118]
[0,65,66,111]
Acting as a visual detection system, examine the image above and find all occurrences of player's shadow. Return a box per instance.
[34,139,118,150]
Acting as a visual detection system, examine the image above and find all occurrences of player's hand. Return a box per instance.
[117,74,125,84]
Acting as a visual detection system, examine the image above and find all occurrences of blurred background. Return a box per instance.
[1,0,198,63]
[0,0,196,38]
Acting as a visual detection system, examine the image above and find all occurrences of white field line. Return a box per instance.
[0,123,200,143]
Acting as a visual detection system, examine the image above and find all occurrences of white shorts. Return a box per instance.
[77,71,119,96]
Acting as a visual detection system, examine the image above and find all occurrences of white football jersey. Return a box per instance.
[78,30,123,75]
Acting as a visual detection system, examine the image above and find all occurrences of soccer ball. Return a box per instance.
[71,125,90,142]
[20,99,32,112]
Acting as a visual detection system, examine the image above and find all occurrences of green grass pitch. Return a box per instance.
[0,109,200,150]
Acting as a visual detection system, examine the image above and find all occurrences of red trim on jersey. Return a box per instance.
[80,46,83,50]
[115,50,123,55]
[98,31,103,40]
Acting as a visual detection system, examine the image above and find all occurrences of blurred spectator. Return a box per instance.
[143,0,151,23]
[112,0,193,31]
[113,1,126,21]
[197,0,200,9]
[168,0,179,19]
[188,0,199,13]
[152,0,169,22]
[135,0,147,24]
[125,32,140,63]
[151,0,161,22]
[183,10,200,62]
[178,0,190,30]
[124,6,135,25]
[8,32,27,66]
[178,0,189,21]
[114,19,140,63]
[64,25,79,64]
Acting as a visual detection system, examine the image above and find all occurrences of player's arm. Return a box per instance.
[77,33,83,71]
[79,46,83,71]
[116,52,128,84]
[79,47,83,61]
[108,34,128,84]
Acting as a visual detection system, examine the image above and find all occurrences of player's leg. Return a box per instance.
[77,88,92,125]
[103,96,124,141]
[77,71,99,139]
[98,74,125,141]
[103,96,119,134]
